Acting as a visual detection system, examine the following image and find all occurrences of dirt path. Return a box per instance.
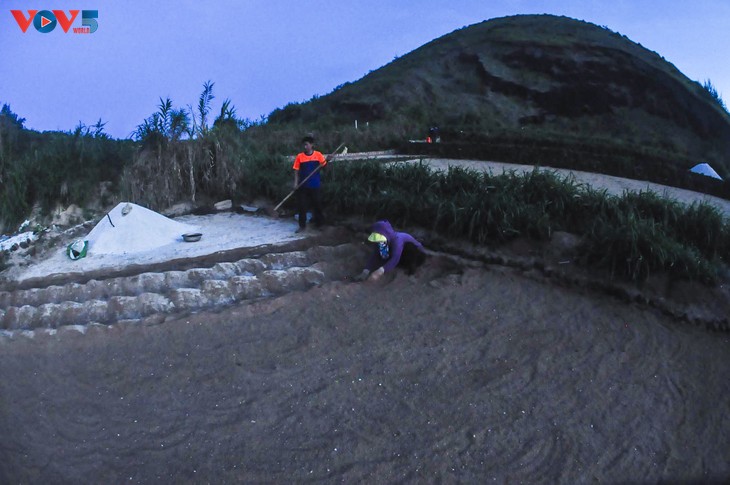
[1,255,728,483]
[402,157,730,217]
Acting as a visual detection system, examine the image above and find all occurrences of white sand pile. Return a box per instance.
[4,206,306,284]
[86,202,199,255]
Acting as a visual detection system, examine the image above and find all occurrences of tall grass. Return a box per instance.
[122,82,257,209]
[323,160,729,283]
[1,104,130,231]
[703,79,728,113]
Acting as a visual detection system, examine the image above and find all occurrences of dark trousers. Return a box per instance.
[398,243,426,274]
[296,187,324,228]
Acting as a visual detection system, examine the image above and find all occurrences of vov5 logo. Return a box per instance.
[11,10,98,34]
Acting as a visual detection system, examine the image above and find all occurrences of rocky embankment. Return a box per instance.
[1,232,366,334]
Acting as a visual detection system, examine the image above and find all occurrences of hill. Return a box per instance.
[268,14,730,189]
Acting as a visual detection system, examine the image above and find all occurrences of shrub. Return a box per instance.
[703,79,728,112]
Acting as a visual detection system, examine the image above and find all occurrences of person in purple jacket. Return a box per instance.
[355,220,427,282]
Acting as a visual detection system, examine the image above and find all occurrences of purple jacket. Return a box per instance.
[366,220,425,273]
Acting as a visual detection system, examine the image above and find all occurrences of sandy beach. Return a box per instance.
[1,166,729,483]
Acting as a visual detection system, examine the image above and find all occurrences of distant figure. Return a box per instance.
[355,220,427,282]
[428,126,441,143]
[292,134,327,233]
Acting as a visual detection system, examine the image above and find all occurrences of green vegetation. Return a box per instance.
[323,161,729,283]
[122,81,249,209]
[703,79,728,113]
[122,82,307,211]
[3,14,730,287]
[0,104,132,233]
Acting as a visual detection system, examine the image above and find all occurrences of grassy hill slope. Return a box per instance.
[268,14,730,184]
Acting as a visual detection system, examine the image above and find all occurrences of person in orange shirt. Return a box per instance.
[292,134,327,233]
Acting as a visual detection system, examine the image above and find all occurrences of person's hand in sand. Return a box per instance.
[353,269,370,282]
[367,266,385,281]
[353,267,385,282]
[355,220,427,282]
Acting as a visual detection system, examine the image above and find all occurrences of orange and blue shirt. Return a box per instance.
[293,150,327,188]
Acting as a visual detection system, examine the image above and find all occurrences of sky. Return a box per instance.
[1,0,729,140]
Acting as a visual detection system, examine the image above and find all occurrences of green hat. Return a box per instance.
[368,232,387,243]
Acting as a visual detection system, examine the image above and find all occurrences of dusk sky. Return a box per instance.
[1,0,729,139]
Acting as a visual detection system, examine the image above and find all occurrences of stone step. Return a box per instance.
[0,243,366,331]
[0,243,359,310]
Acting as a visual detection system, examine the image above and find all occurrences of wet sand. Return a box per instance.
[1,257,728,483]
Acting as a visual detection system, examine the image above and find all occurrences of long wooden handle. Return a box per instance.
[274,142,345,212]
[274,164,323,211]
